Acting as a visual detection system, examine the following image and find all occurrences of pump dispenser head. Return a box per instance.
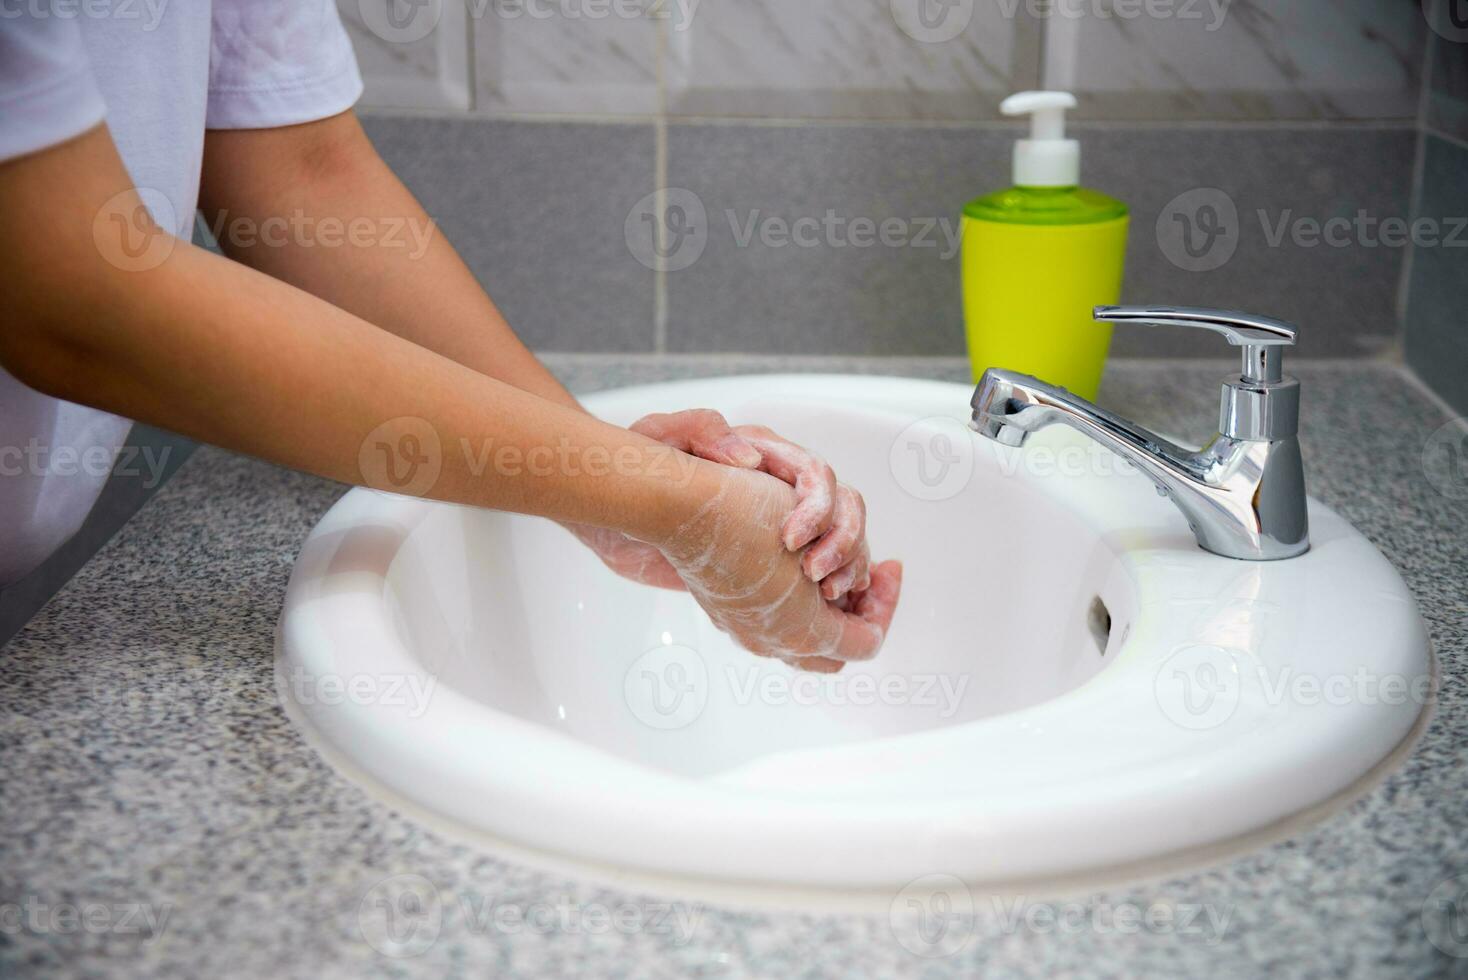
[1001,90,1080,188]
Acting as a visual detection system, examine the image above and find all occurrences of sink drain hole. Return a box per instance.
[1087,596,1112,655]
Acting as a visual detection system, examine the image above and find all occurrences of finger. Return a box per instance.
[831,560,903,662]
[631,410,762,469]
[804,485,865,582]
[733,426,837,550]
[783,655,845,674]
[820,540,870,601]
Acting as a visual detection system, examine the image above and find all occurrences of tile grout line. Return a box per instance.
[354,105,1422,133]
[1423,123,1468,152]
[652,14,670,356]
[1399,362,1468,427]
[1396,12,1437,345]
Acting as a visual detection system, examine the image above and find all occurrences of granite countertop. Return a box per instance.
[2,357,1465,979]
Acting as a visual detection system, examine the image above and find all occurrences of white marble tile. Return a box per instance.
[1053,0,1424,119]
[339,0,472,110]
[473,0,661,116]
[666,0,1038,121]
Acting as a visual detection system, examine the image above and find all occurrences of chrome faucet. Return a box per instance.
[970,305,1309,561]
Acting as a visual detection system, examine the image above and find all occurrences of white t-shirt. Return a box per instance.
[0,1,362,584]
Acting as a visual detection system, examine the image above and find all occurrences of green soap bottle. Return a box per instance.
[961,91,1129,401]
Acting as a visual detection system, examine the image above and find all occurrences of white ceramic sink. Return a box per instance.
[276,375,1432,894]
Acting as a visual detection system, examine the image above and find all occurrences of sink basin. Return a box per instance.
[276,375,1432,894]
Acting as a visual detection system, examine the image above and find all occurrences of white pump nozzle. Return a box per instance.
[1000,90,1080,188]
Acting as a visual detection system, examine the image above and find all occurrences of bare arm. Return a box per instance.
[2,126,690,538]
[197,111,879,607]
[0,125,899,665]
[197,111,579,410]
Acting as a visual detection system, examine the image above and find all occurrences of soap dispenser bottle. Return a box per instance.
[961,91,1128,401]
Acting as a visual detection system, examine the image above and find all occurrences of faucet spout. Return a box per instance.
[970,367,1309,561]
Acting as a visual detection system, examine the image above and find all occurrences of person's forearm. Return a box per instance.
[198,112,581,412]
[1,129,712,542]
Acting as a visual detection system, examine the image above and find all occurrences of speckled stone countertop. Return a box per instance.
[2,357,1466,979]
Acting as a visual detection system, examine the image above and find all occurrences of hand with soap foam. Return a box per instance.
[567,409,873,601]
[651,464,903,673]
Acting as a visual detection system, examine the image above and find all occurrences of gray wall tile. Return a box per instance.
[666,0,1041,121]
[664,122,1416,357]
[340,0,473,109]
[1054,0,1423,121]
[361,114,658,352]
[663,123,1002,355]
[1426,0,1468,142]
[1405,134,1468,415]
[475,4,660,115]
[1085,125,1417,358]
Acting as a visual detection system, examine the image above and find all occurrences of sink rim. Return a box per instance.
[276,374,1434,891]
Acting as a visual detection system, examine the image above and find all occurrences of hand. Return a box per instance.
[655,467,902,672]
[567,410,870,600]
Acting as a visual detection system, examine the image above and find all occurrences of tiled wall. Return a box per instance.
[1405,0,1468,414]
[346,0,1432,359]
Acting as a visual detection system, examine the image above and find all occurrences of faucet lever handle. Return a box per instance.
[1093,305,1299,384]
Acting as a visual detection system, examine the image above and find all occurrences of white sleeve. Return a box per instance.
[0,14,107,162]
[206,0,364,130]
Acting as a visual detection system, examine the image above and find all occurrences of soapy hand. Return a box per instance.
[566,409,870,600]
[653,466,902,672]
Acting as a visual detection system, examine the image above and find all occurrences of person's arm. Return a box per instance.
[195,111,873,601]
[0,125,899,667]
[198,111,578,411]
